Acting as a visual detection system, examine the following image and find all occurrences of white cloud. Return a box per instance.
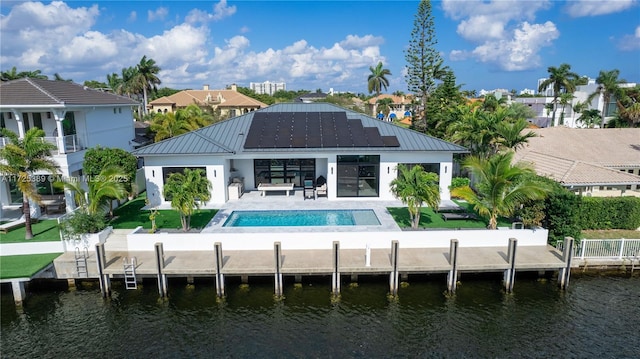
[442,0,559,71]
[147,7,168,22]
[185,0,236,24]
[564,0,636,17]
[617,25,640,51]
[471,21,559,71]
[127,11,137,23]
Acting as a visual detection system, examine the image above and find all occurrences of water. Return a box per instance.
[223,209,381,227]
[2,274,639,358]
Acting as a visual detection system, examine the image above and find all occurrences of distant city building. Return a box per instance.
[520,88,535,96]
[249,81,286,95]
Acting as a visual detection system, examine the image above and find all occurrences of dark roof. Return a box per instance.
[132,103,468,156]
[0,78,138,107]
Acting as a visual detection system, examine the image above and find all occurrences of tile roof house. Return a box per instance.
[366,94,414,122]
[148,84,267,118]
[133,103,467,206]
[0,78,139,213]
[513,127,640,196]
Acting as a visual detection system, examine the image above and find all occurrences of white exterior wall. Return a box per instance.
[84,107,135,151]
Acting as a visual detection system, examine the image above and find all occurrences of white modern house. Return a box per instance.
[133,103,467,206]
[0,78,139,214]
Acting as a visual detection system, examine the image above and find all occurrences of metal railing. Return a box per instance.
[556,238,640,259]
[0,135,83,153]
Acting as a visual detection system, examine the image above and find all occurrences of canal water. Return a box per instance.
[2,274,639,358]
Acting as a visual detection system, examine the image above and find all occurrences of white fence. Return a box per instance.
[556,238,640,259]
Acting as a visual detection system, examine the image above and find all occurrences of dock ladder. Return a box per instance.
[123,257,138,289]
[75,246,89,278]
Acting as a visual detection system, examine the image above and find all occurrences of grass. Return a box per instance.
[582,229,640,239]
[0,253,62,279]
[0,220,61,244]
[109,193,218,230]
[387,205,512,229]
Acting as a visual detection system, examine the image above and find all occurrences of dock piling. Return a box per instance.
[11,280,26,306]
[274,242,283,297]
[559,237,574,290]
[95,243,111,297]
[447,239,459,293]
[504,238,518,292]
[155,242,167,297]
[214,242,225,297]
[332,241,340,296]
[389,240,399,296]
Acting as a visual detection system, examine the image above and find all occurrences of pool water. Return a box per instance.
[223,209,381,227]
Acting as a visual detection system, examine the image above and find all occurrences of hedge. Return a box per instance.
[577,196,640,230]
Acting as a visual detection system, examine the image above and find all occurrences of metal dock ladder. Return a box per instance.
[75,247,89,278]
[123,257,138,289]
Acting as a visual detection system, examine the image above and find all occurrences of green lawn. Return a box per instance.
[0,253,62,279]
[0,220,61,244]
[387,205,512,229]
[109,193,218,230]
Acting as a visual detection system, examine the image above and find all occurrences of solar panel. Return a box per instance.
[364,127,385,146]
[349,120,369,147]
[381,136,401,147]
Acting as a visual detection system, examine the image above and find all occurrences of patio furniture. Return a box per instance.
[441,212,478,221]
[0,218,27,234]
[315,176,327,198]
[304,180,315,200]
[257,183,294,197]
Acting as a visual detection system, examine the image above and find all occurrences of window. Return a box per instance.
[336,155,380,197]
[253,159,316,187]
[0,113,6,129]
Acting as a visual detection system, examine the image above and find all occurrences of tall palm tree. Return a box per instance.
[163,168,212,231]
[0,128,59,239]
[451,152,550,229]
[390,164,440,229]
[538,63,579,126]
[106,72,124,95]
[576,109,601,128]
[367,61,392,98]
[588,69,625,128]
[149,105,211,142]
[1,67,21,81]
[558,92,574,126]
[494,118,537,152]
[136,55,162,115]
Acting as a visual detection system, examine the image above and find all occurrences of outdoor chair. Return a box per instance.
[315,175,327,198]
[304,179,315,200]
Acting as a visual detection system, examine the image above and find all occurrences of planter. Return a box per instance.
[62,226,113,252]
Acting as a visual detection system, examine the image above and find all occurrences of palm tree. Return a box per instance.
[367,61,391,98]
[1,67,21,81]
[0,128,58,239]
[558,92,574,126]
[494,118,537,152]
[57,166,128,216]
[576,109,602,128]
[136,55,162,115]
[149,105,211,142]
[588,69,625,128]
[451,152,550,229]
[538,63,579,126]
[106,72,123,94]
[163,168,212,231]
[390,164,440,229]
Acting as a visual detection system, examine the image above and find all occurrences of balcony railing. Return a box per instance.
[0,135,83,154]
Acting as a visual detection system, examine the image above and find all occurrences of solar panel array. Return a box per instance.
[244,112,400,149]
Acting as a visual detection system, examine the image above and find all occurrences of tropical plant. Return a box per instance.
[576,109,601,128]
[150,104,213,142]
[135,55,162,115]
[405,0,445,132]
[390,164,440,229]
[376,97,394,118]
[1,67,48,81]
[163,168,212,231]
[494,118,537,152]
[451,152,551,229]
[83,146,137,195]
[587,69,626,128]
[57,166,128,216]
[367,61,392,98]
[0,128,59,239]
[558,92,574,126]
[538,63,579,126]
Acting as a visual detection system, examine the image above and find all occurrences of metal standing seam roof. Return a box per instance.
[132,103,468,156]
[0,78,138,107]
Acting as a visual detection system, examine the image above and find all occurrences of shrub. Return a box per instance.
[577,196,640,230]
[449,177,470,190]
[60,211,107,236]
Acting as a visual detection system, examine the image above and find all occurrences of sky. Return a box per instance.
[1,0,639,94]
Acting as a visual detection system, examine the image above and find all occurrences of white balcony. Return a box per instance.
[0,135,83,154]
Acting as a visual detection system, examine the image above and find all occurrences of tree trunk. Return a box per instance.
[23,194,34,240]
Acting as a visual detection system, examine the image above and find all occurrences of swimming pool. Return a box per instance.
[222,209,381,227]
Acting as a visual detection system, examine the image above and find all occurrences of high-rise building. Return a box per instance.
[250,81,286,95]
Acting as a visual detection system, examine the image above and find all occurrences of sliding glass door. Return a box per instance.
[254,159,316,187]
[336,155,380,197]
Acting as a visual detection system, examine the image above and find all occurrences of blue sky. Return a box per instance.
[1,1,639,94]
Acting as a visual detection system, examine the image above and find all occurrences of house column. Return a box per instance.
[439,161,453,201]
[52,110,66,154]
[12,110,25,138]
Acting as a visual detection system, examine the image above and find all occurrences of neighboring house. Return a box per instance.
[513,127,640,196]
[366,94,414,121]
[133,103,467,206]
[296,92,328,103]
[148,84,267,118]
[0,78,138,211]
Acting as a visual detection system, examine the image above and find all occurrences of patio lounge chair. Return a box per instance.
[304,179,315,200]
[0,218,27,234]
[315,175,327,198]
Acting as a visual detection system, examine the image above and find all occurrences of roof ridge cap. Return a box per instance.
[26,78,64,104]
[191,130,235,153]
